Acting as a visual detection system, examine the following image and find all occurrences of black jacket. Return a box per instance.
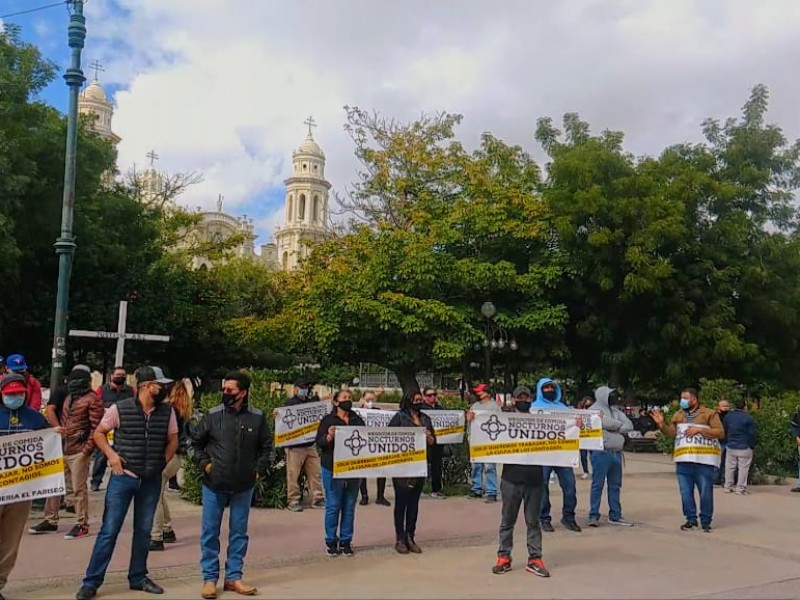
[316,410,366,472]
[190,403,272,493]
[388,409,436,442]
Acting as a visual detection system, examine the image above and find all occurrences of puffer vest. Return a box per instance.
[114,398,172,479]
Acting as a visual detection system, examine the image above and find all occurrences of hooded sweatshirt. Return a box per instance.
[529,377,568,411]
[592,386,633,452]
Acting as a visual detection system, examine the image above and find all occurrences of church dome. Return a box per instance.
[82,79,107,102]
[296,134,324,158]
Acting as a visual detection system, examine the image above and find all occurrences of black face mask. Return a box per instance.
[67,379,89,397]
[608,391,619,406]
[112,376,126,386]
[152,386,169,404]
[222,393,240,407]
[411,402,424,412]
[542,389,557,401]
[515,401,531,413]
[338,400,353,412]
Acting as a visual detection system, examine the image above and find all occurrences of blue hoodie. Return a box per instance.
[530,377,569,411]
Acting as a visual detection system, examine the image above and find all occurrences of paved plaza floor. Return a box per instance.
[6,454,800,599]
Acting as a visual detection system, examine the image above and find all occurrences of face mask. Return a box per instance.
[67,380,89,397]
[515,401,531,413]
[608,391,619,406]
[2,394,24,410]
[679,398,691,410]
[222,393,240,407]
[365,400,374,409]
[411,402,424,412]
[542,389,557,401]
[297,389,308,399]
[112,376,126,385]
[338,400,353,412]
[152,386,169,404]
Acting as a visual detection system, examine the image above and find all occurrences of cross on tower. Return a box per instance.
[146,149,159,166]
[89,60,105,81]
[303,115,317,137]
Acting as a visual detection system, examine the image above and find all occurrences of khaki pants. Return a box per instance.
[724,447,754,492]
[0,500,32,591]
[151,454,182,541]
[285,446,324,505]
[65,452,91,526]
[44,455,75,522]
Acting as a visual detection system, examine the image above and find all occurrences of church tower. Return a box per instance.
[274,117,333,270]
[78,63,121,146]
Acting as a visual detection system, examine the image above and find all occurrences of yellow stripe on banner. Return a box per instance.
[580,429,602,439]
[333,449,426,476]
[435,425,464,438]
[0,458,64,489]
[470,438,579,458]
[674,446,721,457]
[275,422,319,445]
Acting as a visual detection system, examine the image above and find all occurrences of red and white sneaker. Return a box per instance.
[526,557,550,577]
[65,525,89,540]
[492,556,512,574]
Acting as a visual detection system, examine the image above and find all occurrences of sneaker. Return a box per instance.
[312,499,326,509]
[526,558,550,577]
[376,497,392,506]
[561,519,582,532]
[75,586,97,600]
[64,525,89,540]
[724,488,734,493]
[702,524,712,533]
[492,556,512,574]
[149,539,165,551]
[340,541,354,557]
[580,473,590,480]
[791,486,800,493]
[326,542,339,557]
[541,521,555,533]
[587,517,599,528]
[28,520,57,535]
[430,491,446,499]
[609,518,634,527]
[287,503,303,512]
[468,491,482,499]
[485,495,497,504]
[680,520,698,531]
[162,529,177,544]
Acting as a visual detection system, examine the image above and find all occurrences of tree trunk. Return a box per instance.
[393,365,420,396]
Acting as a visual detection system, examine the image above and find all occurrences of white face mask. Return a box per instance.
[366,400,374,408]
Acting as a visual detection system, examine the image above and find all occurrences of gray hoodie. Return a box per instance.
[593,386,633,452]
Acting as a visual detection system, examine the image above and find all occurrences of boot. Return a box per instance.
[395,534,409,554]
[405,533,422,554]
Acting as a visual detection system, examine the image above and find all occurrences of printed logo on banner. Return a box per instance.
[281,409,297,430]
[481,414,508,441]
[273,401,331,448]
[333,427,427,479]
[344,430,369,456]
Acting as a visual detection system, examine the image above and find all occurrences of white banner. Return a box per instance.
[469,412,580,467]
[673,423,721,467]
[352,408,397,429]
[0,429,65,506]
[333,426,428,479]
[534,409,604,450]
[422,409,466,444]
[273,401,331,447]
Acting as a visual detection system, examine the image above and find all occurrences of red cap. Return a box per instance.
[473,383,489,394]
[1,381,26,394]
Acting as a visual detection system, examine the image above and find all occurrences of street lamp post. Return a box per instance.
[49,0,86,389]
[479,301,519,390]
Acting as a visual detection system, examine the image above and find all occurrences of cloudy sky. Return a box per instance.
[4,0,800,245]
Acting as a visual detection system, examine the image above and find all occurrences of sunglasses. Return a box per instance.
[425,393,437,398]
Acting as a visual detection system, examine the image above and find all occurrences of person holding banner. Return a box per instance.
[281,380,325,512]
[530,378,582,533]
[577,397,594,480]
[651,388,724,532]
[422,387,446,499]
[357,391,389,507]
[316,390,366,557]
[587,386,634,527]
[467,384,500,502]
[388,390,436,554]
[0,373,53,600]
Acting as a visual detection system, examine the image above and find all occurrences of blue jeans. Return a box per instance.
[200,485,254,583]
[82,473,161,590]
[676,462,715,526]
[321,468,359,544]
[540,466,577,523]
[470,463,497,496]
[589,451,623,521]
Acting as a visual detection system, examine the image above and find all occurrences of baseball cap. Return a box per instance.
[134,366,173,386]
[0,373,27,394]
[473,383,489,394]
[6,354,28,372]
[513,385,532,398]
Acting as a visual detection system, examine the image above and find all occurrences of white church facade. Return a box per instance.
[78,75,332,271]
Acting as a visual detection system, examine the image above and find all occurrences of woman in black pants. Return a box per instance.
[388,389,436,554]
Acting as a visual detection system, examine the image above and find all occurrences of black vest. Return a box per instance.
[114,398,172,479]
[100,383,135,408]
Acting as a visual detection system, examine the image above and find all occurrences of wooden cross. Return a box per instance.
[304,115,317,137]
[89,60,105,80]
[69,301,170,366]
[146,149,159,166]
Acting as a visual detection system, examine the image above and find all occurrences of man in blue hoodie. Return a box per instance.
[529,378,581,533]
[587,386,634,527]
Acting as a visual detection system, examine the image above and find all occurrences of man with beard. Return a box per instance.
[76,366,178,599]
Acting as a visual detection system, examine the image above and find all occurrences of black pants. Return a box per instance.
[498,478,543,559]
[428,445,443,493]
[360,478,386,499]
[90,448,107,487]
[393,478,424,537]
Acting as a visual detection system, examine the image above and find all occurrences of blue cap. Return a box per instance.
[6,354,28,372]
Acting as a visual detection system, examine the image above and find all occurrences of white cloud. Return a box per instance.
[81,0,800,244]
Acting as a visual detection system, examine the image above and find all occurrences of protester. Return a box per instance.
[791,409,800,493]
[29,369,103,539]
[389,390,436,554]
[281,380,325,512]
[0,374,53,600]
[422,386,446,499]
[722,399,756,495]
[530,378,582,533]
[76,366,179,599]
[490,386,550,577]
[577,396,594,480]
[91,367,135,492]
[587,386,634,527]
[150,380,193,550]
[316,390,365,557]
[5,354,42,411]
[357,391,389,506]
[190,371,271,600]
[715,400,731,486]
[467,383,499,502]
[651,388,724,532]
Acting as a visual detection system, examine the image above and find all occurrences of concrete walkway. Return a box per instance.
[5,454,800,599]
